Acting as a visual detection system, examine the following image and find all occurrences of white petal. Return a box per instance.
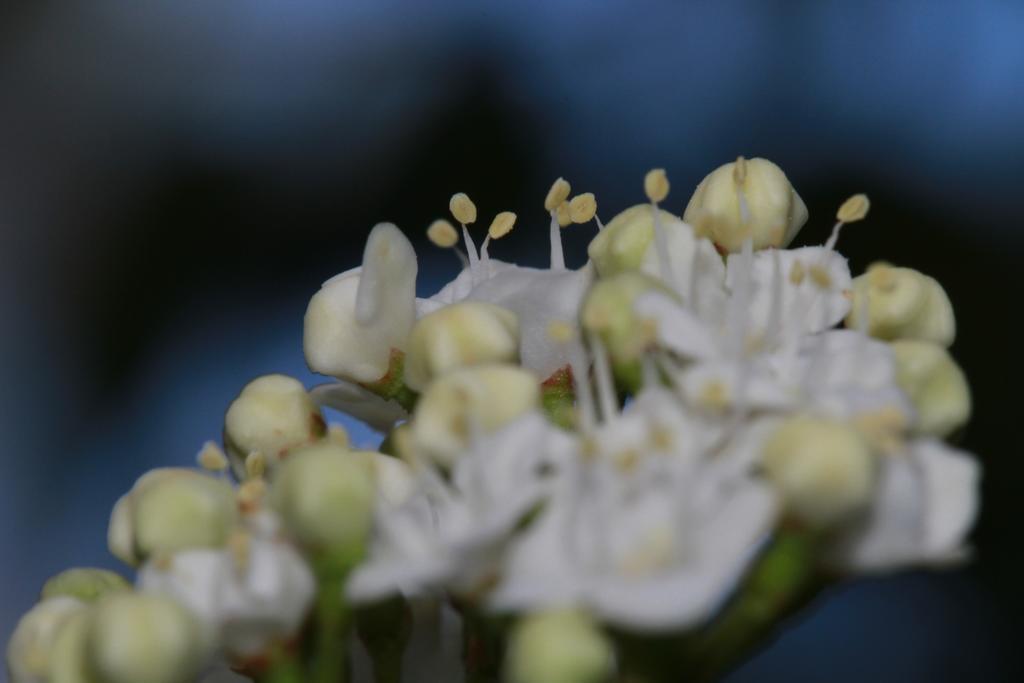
[911,439,981,561]
[635,291,719,359]
[310,381,407,432]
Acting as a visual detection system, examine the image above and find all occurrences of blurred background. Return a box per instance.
[2,1,1022,680]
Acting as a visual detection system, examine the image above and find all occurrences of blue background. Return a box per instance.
[1,1,1022,680]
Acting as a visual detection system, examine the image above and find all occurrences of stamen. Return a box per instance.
[244,451,266,480]
[644,169,669,203]
[449,192,477,225]
[545,178,572,212]
[764,248,783,346]
[462,224,481,282]
[197,441,228,472]
[549,209,566,270]
[726,238,754,359]
[808,264,833,289]
[837,193,871,224]
[789,260,806,285]
[556,201,572,227]
[588,334,618,422]
[594,214,605,231]
[488,211,517,240]
[569,193,597,224]
[427,219,459,248]
[732,156,748,185]
[228,531,251,574]
[733,157,752,226]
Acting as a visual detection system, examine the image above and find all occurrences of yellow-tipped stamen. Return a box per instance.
[427,219,459,248]
[327,423,350,448]
[732,155,748,185]
[489,211,517,240]
[789,260,806,285]
[228,531,251,574]
[449,192,477,225]
[244,451,266,480]
[197,441,229,472]
[837,193,871,223]
[644,169,669,204]
[545,177,572,212]
[809,264,833,290]
[556,201,572,227]
[237,478,267,512]
[569,193,597,224]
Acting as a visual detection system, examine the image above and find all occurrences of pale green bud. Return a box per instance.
[683,157,808,251]
[6,597,85,683]
[108,469,237,567]
[85,593,207,683]
[891,340,971,438]
[42,569,130,603]
[761,416,875,528]
[410,364,540,468]
[404,301,520,391]
[845,263,955,347]
[224,374,326,477]
[587,205,696,277]
[506,610,614,683]
[580,271,671,364]
[48,610,91,683]
[270,442,376,552]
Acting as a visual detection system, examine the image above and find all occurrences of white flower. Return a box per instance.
[137,534,316,659]
[304,222,418,383]
[828,438,980,572]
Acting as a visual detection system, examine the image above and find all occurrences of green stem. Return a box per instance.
[258,645,304,683]
[312,577,351,683]
[356,596,411,683]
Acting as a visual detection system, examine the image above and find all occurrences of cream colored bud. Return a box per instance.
[86,593,207,683]
[411,364,540,468]
[845,263,955,346]
[304,223,418,383]
[545,178,571,212]
[450,192,477,224]
[6,597,86,683]
[108,469,237,567]
[891,340,971,438]
[404,301,520,391]
[427,219,460,248]
[271,442,376,551]
[683,157,808,251]
[506,610,614,683]
[489,211,517,239]
[569,193,597,223]
[47,609,91,683]
[644,168,670,203]
[224,374,325,477]
[837,193,870,223]
[581,271,670,363]
[761,416,875,528]
[42,569,129,603]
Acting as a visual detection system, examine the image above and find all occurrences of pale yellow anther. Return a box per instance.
[244,451,266,480]
[732,156,748,185]
[545,177,572,212]
[237,479,267,510]
[789,260,806,285]
[568,193,597,223]
[228,531,251,574]
[644,168,670,203]
[616,449,641,473]
[547,320,575,343]
[697,380,730,412]
[197,441,229,472]
[650,426,674,451]
[837,193,871,223]
[809,264,833,290]
[449,192,477,225]
[427,219,459,248]
[327,423,350,448]
[489,211,517,239]
[556,201,573,228]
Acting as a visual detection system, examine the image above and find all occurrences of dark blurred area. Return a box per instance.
[2,1,1022,680]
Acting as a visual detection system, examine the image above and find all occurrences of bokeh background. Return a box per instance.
[2,1,1023,680]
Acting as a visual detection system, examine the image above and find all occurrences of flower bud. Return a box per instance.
[890,340,971,438]
[270,442,376,553]
[304,222,418,383]
[224,374,326,477]
[761,416,875,528]
[108,469,237,567]
[683,157,808,251]
[47,609,90,683]
[410,364,540,468]
[404,301,520,391]
[506,610,614,683]
[41,569,130,603]
[581,271,671,364]
[85,593,207,683]
[845,263,955,346]
[6,597,85,683]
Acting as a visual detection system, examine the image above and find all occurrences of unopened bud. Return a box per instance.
[410,364,540,468]
[761,416,875,528]
[581,271,670,363]
[108,469,237,567]
[506,609,614,683]
[683,157,808,251]
[41,569,129,603]
[404,301,520,391]
[845,263,955,346]
[6,597,86,683]
[891,340,971,438]
[224,374,325,478]
[271,442,375,553]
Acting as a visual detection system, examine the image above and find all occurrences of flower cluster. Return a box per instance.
[8,158,979,683]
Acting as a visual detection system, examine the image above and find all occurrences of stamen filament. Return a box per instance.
[549,210,566,270]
